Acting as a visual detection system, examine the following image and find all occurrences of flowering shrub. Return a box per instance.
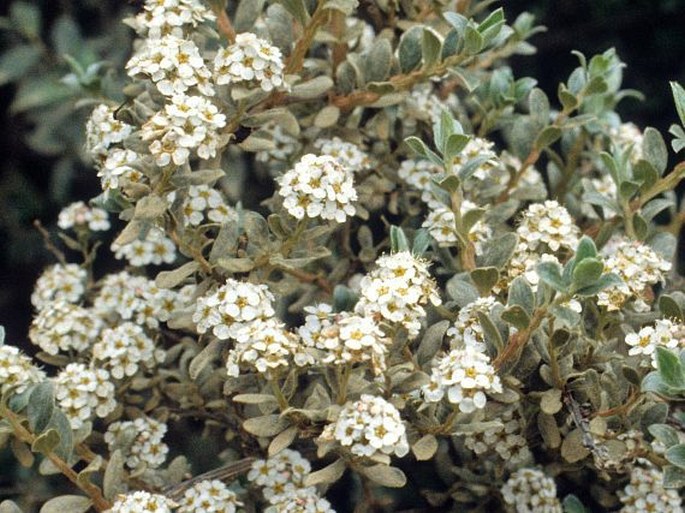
[2,1,685,512]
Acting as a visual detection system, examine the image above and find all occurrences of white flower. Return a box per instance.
[320,394,409,459]
[516,200,580,253]
[58,201,110,232]
[397,158,443,206]
[598,237,671,311]
[0,344,45,396]
[314,137,373,173]
[625,319,681,367]
[278,154,357,223]
[181,185,235,226]
[450,137,500,182]
[99,148,144,191]
[609,122,644,163]
[214,33,286,92]
[127,35,214,96]
[125,0,215,40]
[112,226,177,267]
[193,278,275,340]
[464,406,531,465]
[299,306,391,373]
[31,264,87,311]
[355,251,441,338]
[265,487,336,513]
[54,363,116,429]
[85,104,133,160]
[397,83,459,132]
[105,417,169,470]
[422,200,492,252]
[618,465,682,513]
[501,468,562,513]
[422,347,502,413]
[29,301,102,355]
[447,296,499,352]
[255,123,299,164]
[177,479,242,513]
[107,491,175,513]
[93,322,164,380]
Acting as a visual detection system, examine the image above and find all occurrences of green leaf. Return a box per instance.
[277,0,309,25]
[571,258,603,291]
[478,233,518,269]
[155,261,200,289]
[46,408,73,461]
[10,2,41,39]
[103,450,125,501]
[536,261,568,293]
[27,382,54,434]
[633,213,649,240]
[31,429,60,455]
[534,126,562,150]
[390,225,409,252]
[39,496,91,513]
[476,312,504,353]
[648,424,680,448]
[412,229,432,256]
[234,0,267,31]
[10,80,73,114]
[446,276,479,307]
[365,38,392,83]
[528,88,550,126]
[670,81,685,127]
[232,394,278,405]
[404,136,443,166]
[217,257,256,273]
[322,0,358,14]
[470,267,499,296]
[291,76,333,99]
[189,340,223,380]
[574,272,622,297]
[398,26,423,73]
[669,123,685,153]
[444,134,470,163]
[360,464,406,488]
[575,236,597,261]
[660,295,685,322]
[243,415,291,437]
[663,465,685,489]
[643,127,668,176]
[558,84,579,111]
[562,494,588,513]
[666,444,685,470]
[508,276,535,315]
[333,285,358,312]
[656,347,685,389]
[0,45,41,86]
[421,28,442,69]
[411,434,438,461]
[501,305,531,330]
[303,458,346,486]
[477,8,505,43]
[463,25,484,55]
[0,500,24,513]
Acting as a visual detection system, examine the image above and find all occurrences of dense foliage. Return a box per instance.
[1,1,685,512]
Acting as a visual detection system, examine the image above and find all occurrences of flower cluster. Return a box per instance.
[320,394,409,458]
[0,344,45,395]
[54,363,117,429]
[248,449,334,512]
[31,263,87,311]
[397,158,443,205]
[609,122,644,162]
[314,137,373,173]
[58,201,110,232]
[226,318,310,377]
[214,33,285,92]
[618,465,682,513]
[278,154,357,223]
[29,301,102,355]
[177,479,242,513]
[98,148,144,192]
[625,318,682,366]
[105,416,169,470]
[112,226,177,267]
[299,305,391,373]
[447,296,498,352]
[141,93,227,166]
[255,123,299,164]
[450,137,500,181]
[423,347,502,413]
[516,200,580,253]
[93,322,164,379]
[423,200,492,252]
[179,184,235,226]
[126,35,214,97]
[500,468,562,513]
[127,0,215,40]
[85,104,134,160]
[193,278,275,340]
[398,84,459,131]
[355,251,441,338]
[107,491,175,513]
[598,238,671,311]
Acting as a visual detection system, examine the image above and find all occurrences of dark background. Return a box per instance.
[1,0,685,346]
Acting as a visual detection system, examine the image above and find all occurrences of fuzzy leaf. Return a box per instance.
[243,415,291,437]
[390,225,409,252]
[303,458,346,486]
[31,429,60,455]
[155,261,199,289]
[665,444,685,470]
[39,496,91,513]
[478,233,518,269]
[663,465,685,489]
[398,26,423,73]
[360,464,407,488]
[27,381,54,434]
[648,424,680,448]
[268,426,298,457]
[508,276,535,315]
[501,305,530,330]
[656,347,685,389]
[671,81,685,127]
[0,501,24,513]
[470,267,499,296]
[562,495,588,513]
[189,340,223,380]
[412,434,438,461]
[536,261,568,293]
[103,450,126,501]
[417,320,449,366]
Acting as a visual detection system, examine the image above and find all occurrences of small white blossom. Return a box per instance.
[278,154,357,223]
[112,226,177,267]
[398,84,459,132]
[127,35,214,96]
[422,200,492,252]
[54,363,117,429]
[625,319,682,368]
[31,264,87,311]
[314,137,373,173]
[501,468,563,513]
[516,201,580,253]
[93,322,164,379]
[618,465,682,513]
[177,479,242,513]
[451,137,500,182]
[247,449,312,504]
[299,305,391,373]
[355,251,441,338]
[397,158,443,206]
[85,104,133,160]
[447,296,499,352]
[265,487,336,513]
[464,406,531,465]
[598,238,671,311]
[422,347,502,413]
[58,201,110,232]
[99,148,145,192]
[107,491,175,513]
[610,122,644,163]
[181,185,235,226]
[0,344,45,395]
[193,278,275,340]
[320,394,409,459]
[29,301,102,355]
[125,0,215,39]
[105,417,169,470]
[214,33,285,92]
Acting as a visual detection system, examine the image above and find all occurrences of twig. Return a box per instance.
[213,6,236,43]
[33,220,67,265]
[163,458,255,502]
[284,1,329,75]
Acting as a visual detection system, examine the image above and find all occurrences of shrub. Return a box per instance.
[1,1,685,512]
